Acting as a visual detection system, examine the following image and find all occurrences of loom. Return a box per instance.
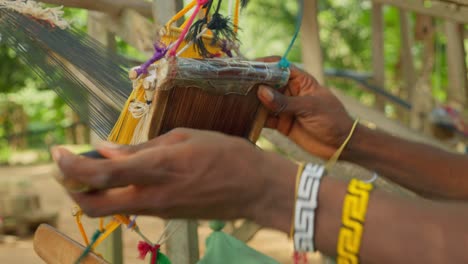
[0,0,292,263]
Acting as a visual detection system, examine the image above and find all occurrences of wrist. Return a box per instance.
[341,123,373,162]
[249,152,297,234]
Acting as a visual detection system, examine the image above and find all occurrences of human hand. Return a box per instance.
[257,57,354,159]
[51,128,296,233]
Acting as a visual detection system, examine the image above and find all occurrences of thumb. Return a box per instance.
[257,85,308,115]
[96,141,134,159]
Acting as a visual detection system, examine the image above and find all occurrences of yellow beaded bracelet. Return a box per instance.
[337,179,374,264]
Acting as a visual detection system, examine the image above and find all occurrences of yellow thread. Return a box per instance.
[99,218,104,232]
[107,83,146,144]
[74,209,89,246]
[337,179,373,264]
[92,220,122,249]
[290,162,305,239]
[233,0,240,33]
[326,119,360,171]
[165,0,197,29]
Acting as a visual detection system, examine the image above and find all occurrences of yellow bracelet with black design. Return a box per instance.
[337,179,374,264]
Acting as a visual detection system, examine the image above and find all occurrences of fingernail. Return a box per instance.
[259,85,274,101]
[97,141,121,150]
[51,147,62,163]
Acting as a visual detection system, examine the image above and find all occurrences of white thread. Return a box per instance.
[0,0,69,29]
[176,27,209,57]
[129,101,149,119]
[364,173,379,184]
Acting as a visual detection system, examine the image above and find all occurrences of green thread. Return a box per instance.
[278,0,304,69]
[75,230,102,264]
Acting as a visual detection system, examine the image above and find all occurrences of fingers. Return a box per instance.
[96,129,190,159]
[52,146,173,190]
[258,85,311,115]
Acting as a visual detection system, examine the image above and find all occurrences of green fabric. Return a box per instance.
[197,223,279,264]
[156,251,171,264]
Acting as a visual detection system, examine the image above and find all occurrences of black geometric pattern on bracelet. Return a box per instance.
[294,164,325,252]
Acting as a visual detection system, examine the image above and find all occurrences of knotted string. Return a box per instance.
[138,241,161,264]
[278,0,305,69]
[136,43,168,76]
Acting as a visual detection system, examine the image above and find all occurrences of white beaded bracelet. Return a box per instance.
[294,163,326,252]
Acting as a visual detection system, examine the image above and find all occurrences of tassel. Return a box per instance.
[138,241,161,264]
[107,84,147,144]
[130,101,153,145]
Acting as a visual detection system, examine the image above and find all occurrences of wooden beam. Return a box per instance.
[300,0,325,84]
[39,0,153,19]
[445,21,468,109]
[371,2,386,112]
[34,224,109,264]
[372,0,468,24]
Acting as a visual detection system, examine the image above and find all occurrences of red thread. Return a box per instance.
[138,241,161,264]
[293,251,308,264]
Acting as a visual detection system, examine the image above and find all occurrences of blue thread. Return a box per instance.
[75,230,102,264]
[128,215,138,229]
[279,0,305,69]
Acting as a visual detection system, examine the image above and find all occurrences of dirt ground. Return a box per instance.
[0,164,322,264]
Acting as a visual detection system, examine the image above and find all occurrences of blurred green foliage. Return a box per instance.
[0,0,457,164]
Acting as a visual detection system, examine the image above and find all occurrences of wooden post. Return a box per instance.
[410,15,435,134]
[398,9,416,124]
[164,220,199,264]
[371,2,386,112]
[152,1,200,263]
[445,21,468,109]
[300,0,325,84]
[153,0,184,26]
[87,11,123,264]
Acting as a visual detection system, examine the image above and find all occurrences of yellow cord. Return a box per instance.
[74,209,89,246]
[337,179,373,264]
[326,119,360,171]
[233,0,240,33]
[165,0,197,29]
[289,162,305,239]
[99,218,104,232]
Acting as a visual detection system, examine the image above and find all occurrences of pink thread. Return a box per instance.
[138,241,160,264]
[169,0,210,57]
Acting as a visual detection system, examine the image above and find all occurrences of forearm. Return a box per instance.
[343,125,468,200]
[262,173,468,264]
[316,177,468,263]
